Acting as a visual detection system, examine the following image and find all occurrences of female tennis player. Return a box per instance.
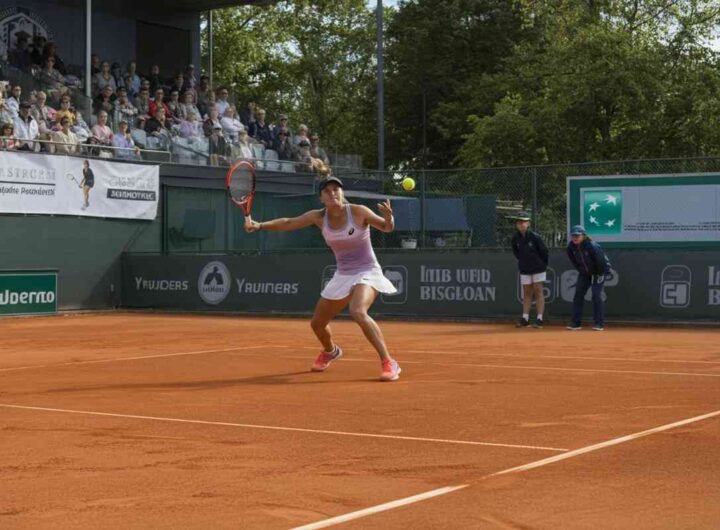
[244,176,402,381]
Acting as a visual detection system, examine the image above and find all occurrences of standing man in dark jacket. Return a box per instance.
[566,225,610,331]
[511,212,549,328]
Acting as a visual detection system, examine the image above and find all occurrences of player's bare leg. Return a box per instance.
[348,284,391,361]
[310,296,348,352]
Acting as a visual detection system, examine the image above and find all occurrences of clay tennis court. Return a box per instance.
[2,313,719,529]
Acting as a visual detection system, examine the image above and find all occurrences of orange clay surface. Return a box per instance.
[1,313,719,529]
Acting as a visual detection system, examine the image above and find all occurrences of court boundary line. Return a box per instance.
[0,404,568,452]
[290,408,720,529]
[0,345,273,373]
[2,346,718,380]
[401,349,720,365]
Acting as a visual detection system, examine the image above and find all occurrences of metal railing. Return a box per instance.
[0,136,171,163]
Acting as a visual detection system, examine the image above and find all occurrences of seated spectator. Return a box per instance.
[208,123,230,166]
[215,87,230,116]
[113,88,138,130]
[7,85,22,119]
[178,110,202,139]
[90,110,114,157]
[0,122,17,150]
[177,90,200,121]
[42,42,67,76]
[31,35,47,66]
[140,78,151,93]
[126,62,141,97]
[203,105,221,137]
[249,107,273,148]
[14,102,40,152]
[200,90,216,119]
[31,91,55,139]
[184,64,197,90]
[237,129,254,160]
[112,120,140,160]
[166,89,182,124]
[310,133,330,165]
[169,73,185,95]
[276,113,293,138]
[41,56,66,93]
[196,75,212,113]
[240,101,256,128]
[293,124,310,146]
[295,139,314,173]
[0,96,14,125]
[9,34,33,70]
[72,111,93,144]
[93,61,117,96]
[273,127,294,161]
[54,94,76,126]
[134,87,152,129]
[221,106,244,144]
[93,85,116,119]
[111,62,125,90]
[147,64,163,93]
[149,88,171,119]
[145,107,172,150]
[51,116,79,154]
[90,54,101,76]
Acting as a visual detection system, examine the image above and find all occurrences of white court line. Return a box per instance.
[0,404,567,452]
[300,345,720,366]
[291,408,720,529]
[290,485,469,530]
[0,345,272,373]
[488,408,720,476]
[403,350,720,365]
[285,352,720,379]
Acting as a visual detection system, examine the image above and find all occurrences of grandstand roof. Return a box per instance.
[174,0,277,10]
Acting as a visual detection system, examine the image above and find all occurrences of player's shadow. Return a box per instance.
[38,371,374,394]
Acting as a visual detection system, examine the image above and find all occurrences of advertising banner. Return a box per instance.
[0,152,159,220]
[122,250,720,322]
[567,174,720,246]
[0,270,57,316]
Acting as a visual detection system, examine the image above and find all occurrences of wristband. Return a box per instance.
[258,222,263,231]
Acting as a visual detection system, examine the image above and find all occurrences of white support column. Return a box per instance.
[208,10,214,88]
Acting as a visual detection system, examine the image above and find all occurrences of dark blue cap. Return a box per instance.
[570,225,587,235]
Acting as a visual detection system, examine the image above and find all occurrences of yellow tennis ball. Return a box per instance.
[401,177,416,191]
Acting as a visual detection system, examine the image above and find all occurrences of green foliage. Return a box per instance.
[458,0,720,167]
[205,0,378,164]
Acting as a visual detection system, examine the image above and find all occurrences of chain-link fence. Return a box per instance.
[161,156,720,254]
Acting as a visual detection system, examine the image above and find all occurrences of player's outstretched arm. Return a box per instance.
[245,209,322,233]
[357,201,394,233]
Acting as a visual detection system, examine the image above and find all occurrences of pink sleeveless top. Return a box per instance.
[321,205,380,274]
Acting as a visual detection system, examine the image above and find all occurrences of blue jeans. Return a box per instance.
[572,274,604,327]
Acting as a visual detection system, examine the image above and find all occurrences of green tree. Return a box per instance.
[459,0,720,167]
[205,0,378,166]
[384,0,525,169]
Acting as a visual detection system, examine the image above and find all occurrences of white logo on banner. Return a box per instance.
[708,266,720,306]
[660,265,692,308]
[381,266,408,304]
[559,269,619,303]
[198,261,231,305]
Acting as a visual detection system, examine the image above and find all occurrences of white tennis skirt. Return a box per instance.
[321,268,398,300]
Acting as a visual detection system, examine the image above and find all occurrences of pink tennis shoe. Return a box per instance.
[311,345,343,372]
[380,359,402,381]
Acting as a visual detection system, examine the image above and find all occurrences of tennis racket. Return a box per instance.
[66,172,81,188]
[226,160,256,217]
